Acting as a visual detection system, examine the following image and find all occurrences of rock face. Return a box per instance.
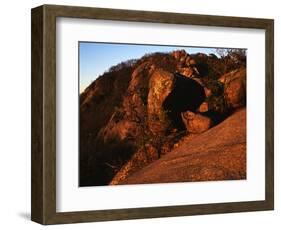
[120,108,246,185]
[181,111,212,133]
[147,69,175,134]
[219,68,246,109]
[179,67,194,77]
[79,65,134,186]
[79,49,246,186]
[110,144,158,185]
[147,70,207,134]
[79,55,178,186]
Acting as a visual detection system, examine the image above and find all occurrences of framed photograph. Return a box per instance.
[31,4,274,225]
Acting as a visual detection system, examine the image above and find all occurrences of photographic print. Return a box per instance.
[31,5,274,224]
[79,42,247,187]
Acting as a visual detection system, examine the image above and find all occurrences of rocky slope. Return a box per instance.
[118,108,246,184]
[79,49,246,186]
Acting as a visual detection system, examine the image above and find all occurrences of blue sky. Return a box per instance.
[79,42,219,93]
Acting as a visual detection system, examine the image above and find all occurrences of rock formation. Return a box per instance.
[120,108,246,184]
[181,111,213,133]
[219,67,246,109]
[79,49,246,186]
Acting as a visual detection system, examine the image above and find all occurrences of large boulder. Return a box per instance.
[171,49,187,61]
[148,71,207,134]
[179,67,194,77]
[197,102,209,113]
[219,68,246,109]
[181,111,212,133]
[147,69,175,134]
[188,58,197,66]
[179,66,200,78]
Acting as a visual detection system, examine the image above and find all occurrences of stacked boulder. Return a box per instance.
[171,49,200,78]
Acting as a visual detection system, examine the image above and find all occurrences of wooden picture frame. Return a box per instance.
[31,4,274,225]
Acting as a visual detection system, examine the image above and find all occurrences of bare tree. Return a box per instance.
[126,87,171,160]
[125,88,151,160]
[216,48,246,59]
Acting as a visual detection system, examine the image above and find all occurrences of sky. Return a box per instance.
[79,42,219,93]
